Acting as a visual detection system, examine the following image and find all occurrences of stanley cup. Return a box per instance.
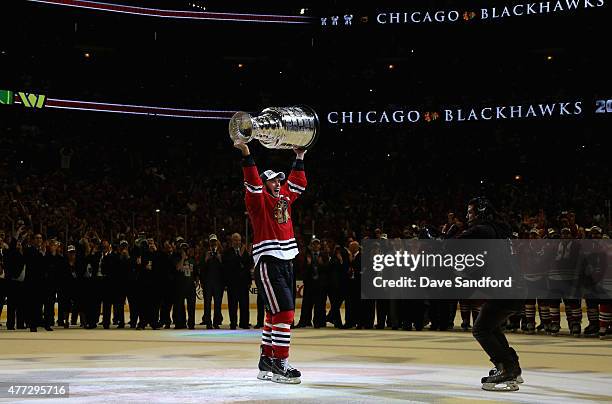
[229,105,319,150]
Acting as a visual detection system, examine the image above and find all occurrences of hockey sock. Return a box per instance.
[565,300,581,327]
[550,302,560,326]
[539,302,550,325]
[261,311,273,357]
[600,303,612,331]
[586,301,599,325]
[524,301,536,324]
[271,310,294,359]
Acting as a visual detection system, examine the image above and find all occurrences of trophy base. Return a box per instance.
[228,111,253,144]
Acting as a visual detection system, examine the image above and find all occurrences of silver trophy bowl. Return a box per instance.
[229,105,319,150]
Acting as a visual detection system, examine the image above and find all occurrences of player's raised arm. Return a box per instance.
[235,142,263,213]
[284,147,307,204]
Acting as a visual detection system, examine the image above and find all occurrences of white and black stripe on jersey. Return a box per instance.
[252,238,299,264]
[244,182,263,194]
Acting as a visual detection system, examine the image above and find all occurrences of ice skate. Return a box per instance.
[257,354,273,381]
[271,358,301,384]
[524,322,535,335]
[583,323,599,338]
[488,366,524,384]
[505,322,518,333]
[549,323,560,336]
[570,323,581,337]
[489,351,523,385]
[600,327,610,340]
[482,363,520,392]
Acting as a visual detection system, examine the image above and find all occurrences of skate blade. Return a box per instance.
[271,374,301,384]
[482,381,519,392]
[257,371,272,381]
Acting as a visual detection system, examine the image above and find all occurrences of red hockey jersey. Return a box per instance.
[242,155,306,266]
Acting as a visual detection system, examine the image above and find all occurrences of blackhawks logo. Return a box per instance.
[273,198,290,224]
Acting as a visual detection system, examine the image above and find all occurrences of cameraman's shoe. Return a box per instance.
[271,358,301,384]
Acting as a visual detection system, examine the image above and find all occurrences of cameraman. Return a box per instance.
[200,234,224,329]
[173,240,197,329]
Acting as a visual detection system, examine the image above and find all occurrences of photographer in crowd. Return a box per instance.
[200,234,224,329]
[174,239,198,329]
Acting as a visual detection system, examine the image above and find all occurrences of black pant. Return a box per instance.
[58,282,79,325]
[203,279,224,326]
[473,300,524,365]
[227,281,250,327]
[299,280,326,326]
[42,284,56,328]
[159,281,174,326]
[126,280,140,326]
[25,282,44,329]
[57,284,69,325]
[345,278,361,327]
[107,281,126,327]
[115,284,127,326]
[81,278,97,327]
[100,278,118,327]
[111,281,127,325]
[389,300,425,329]
[375,299,389,328]
[254,257,295,315]
[6,281,26,329]
[327,282,346,326]
[428,300,453,330]
[174,282,196,328]
[142,280,161,327]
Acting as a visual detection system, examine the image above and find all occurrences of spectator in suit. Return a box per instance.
[224,233,253,330]
[24,233,48,332]
[345,241,362,329]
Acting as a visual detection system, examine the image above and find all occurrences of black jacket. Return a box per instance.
[222,247,253,287]
[201,250,223,284]
[23,246,45,283]
[303,249,330,285]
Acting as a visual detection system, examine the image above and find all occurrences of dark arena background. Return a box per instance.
[1,0,611,402]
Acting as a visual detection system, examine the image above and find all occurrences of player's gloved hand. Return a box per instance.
[234,141,250,156]
[293,147,306,159]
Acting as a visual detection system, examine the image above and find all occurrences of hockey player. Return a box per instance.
[234,140,306,384]
[582,226,603,337]
[547,228,582,336]
[458,197,524,392]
